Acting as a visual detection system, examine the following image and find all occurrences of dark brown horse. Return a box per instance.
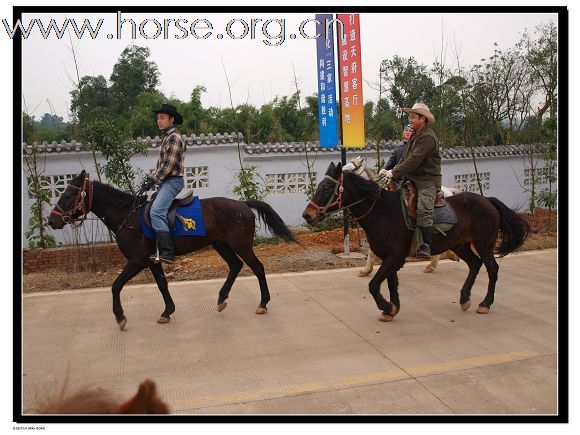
[302,162,529,322]
[47,171,297,330]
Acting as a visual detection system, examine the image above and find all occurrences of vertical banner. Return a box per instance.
[337,13,365,148]
[315,14,338,148]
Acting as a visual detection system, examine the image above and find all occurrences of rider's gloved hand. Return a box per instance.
[342,162,356,172]
[379,169,393,179]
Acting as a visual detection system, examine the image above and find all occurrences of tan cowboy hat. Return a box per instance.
[402,102,436,125]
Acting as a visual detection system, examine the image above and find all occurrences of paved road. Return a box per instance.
[22,249,558,415]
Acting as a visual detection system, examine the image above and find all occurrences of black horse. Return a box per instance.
[47,171,297,330]
[302,162,530,322]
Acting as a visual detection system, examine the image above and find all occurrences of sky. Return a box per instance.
[19,11,556,122]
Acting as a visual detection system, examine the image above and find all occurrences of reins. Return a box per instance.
[117,186,149,233]
[308,172,381,222]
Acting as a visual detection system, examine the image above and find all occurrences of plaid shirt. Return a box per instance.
[152,126,186,182]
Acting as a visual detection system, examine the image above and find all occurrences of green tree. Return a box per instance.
[304,95,320,139]
[24,145,57,249]
[23,112,37,143]
[365,98,400,142]
[232,166,267,202]
[255,103,285,143]
[381,55,436,126]
[127,90,167,138]
[520,20,558,123]
[70,75,111,124]
[109,45,160,117]
[79,118,149,193]
[179,85,208,135]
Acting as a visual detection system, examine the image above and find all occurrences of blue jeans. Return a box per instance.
[150,176,184,232]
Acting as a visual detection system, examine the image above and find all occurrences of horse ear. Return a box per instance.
[114,380,169,414]
[328,162,336,171]
[336,162,342,172]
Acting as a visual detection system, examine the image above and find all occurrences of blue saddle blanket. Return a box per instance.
[141,196,207,240]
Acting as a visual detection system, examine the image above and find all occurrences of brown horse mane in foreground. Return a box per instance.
[30,379,169,414]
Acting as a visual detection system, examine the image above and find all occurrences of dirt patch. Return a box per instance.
[23,222,557,294]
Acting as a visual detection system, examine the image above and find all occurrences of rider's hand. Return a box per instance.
[342,162,356,172]
[379,169,393,179]
[140,176,155,191]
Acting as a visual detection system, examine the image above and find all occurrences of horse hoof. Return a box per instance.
[118,317,127,330]
[477,306,490,314]
[379,304,398,322]
[423,267,434,273]
[461,301,471,311]
[358,270,371,277]
[217,302,227,312]
[379,313,395,322]
[255,306,268,315]
[157,316,170,324]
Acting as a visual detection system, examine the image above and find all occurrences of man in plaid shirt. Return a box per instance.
[140,104,186,263]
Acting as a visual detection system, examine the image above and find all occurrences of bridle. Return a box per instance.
[50,173,94,226]
[307,172,376,221]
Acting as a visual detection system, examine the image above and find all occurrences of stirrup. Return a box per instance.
[149,248,161,264]
[416,244,431,260]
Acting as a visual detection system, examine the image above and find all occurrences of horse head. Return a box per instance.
[302,162,343,225]
[47,170,92,230]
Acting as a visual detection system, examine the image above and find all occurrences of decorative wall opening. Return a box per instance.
[266,172,317,195]
[185,166,209,189]
[454,172,491,192]
[27,174,76,202]
[524,167,549,187]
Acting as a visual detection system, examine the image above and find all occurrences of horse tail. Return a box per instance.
[486,197,530,256]
[245,200,298,243]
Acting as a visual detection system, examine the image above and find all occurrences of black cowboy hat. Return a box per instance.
[152,103,183,125]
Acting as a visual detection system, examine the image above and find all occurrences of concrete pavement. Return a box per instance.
[22,249,558,415]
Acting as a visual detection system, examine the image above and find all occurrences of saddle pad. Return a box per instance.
[141,196,207,240]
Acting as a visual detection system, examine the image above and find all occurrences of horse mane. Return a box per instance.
[33,385,120,414]
[343,171,388,202]
[31,379,169,414]
[92,181,147,206]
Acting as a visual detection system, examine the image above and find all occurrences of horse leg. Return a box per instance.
[149,262,175,324]
[368,259,401,322]
[212,241,243,312]
[423,254,441,273]
[359,250,375,277]
[234,246,270,315]
[475,244,499,314]
[112,260,147,330]
[451,244,483,311]
[386,272,400,317]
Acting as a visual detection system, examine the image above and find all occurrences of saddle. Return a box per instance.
[402,181,447,219]
[144,188,195,231]
[402,181,418,219]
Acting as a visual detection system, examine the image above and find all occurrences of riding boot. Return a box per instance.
[416,226,432,260]
[156,231,175,264]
